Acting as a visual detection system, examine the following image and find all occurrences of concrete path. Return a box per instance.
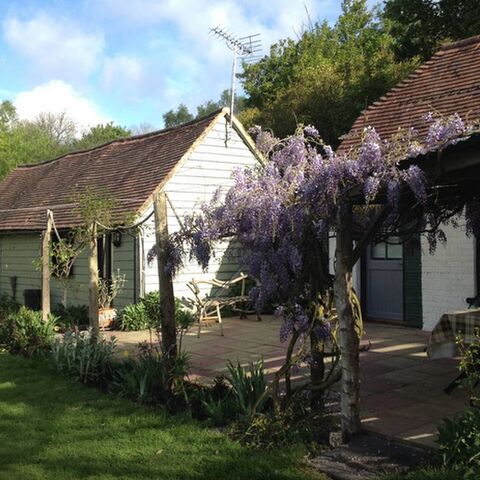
[109,316,469,449]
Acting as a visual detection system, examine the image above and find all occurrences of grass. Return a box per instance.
[0,352,324,480]
[380,469,465,480]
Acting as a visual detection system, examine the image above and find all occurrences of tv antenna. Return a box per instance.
[210,26,262,121]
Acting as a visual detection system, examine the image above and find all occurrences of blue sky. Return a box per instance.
[0,0,379,131]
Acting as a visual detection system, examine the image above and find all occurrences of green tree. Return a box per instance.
[383,0,480,61]
[0,101,17,131]
[73,122,131,150]
[239,0,416,145]
[163,104,194,128]
[0,102,134,179]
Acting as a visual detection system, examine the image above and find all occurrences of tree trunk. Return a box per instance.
[88,222,100,333]
[153,192,177,366]
[41,210,53,321]
[334,204,361,441]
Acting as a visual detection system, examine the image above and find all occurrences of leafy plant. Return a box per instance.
[0,307,57,357]
[141,291,162,327]
[231,394,330,452]
[437,408,480,477]
[0,294,20,317]
[98,269,126,308]
[52,304,88,330]
[112,340,190,409]
[119,302,149,331]
[51,329,117,387]
[202,395,239,427]
[458,332,480,407]
[226,359,268,418]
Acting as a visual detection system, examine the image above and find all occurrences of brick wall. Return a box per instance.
[421,221,476,331]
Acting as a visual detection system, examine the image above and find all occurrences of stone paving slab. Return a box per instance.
[109,317,470,449]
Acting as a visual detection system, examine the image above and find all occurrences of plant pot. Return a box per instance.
[98,307,117,330]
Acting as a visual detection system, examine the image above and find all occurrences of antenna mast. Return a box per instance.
[210,26,262,121]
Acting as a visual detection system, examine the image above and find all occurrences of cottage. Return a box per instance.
[0,109,261,311]
[338,35,480,331]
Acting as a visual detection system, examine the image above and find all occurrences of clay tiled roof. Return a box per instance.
[0,109,225,232]
[339,35,480,152]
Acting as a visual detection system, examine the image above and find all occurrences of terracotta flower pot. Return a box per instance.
[98,307,117,330]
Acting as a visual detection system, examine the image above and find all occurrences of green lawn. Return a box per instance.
[0,353,323,480]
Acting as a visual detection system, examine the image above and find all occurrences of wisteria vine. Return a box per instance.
[150,113,479,388]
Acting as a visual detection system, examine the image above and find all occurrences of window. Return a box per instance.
[371,236,403,260]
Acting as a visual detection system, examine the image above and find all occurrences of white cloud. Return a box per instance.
[102,55,144,92]
[14,80,108,131]
[3,13,105,82]
[91,0,337,112]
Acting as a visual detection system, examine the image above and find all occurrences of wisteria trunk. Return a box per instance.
[334,204,361,441]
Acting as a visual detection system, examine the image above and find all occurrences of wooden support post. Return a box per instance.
[153,191,177,365]
[334,203,361,441]
[41,210,53,321]
[88,222,100,333]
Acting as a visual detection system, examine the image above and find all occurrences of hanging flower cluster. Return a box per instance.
[154,113,479,344]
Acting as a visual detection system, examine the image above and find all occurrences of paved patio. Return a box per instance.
[109,316,469,449]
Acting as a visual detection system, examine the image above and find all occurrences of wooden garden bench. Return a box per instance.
[187,272,261,337]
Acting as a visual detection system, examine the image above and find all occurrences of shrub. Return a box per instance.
[119,302,148,331]
[226,359,268,418]
[458,332,480,407]
[112,340,190,410]
[231,394,330,452]
[0,294,20,317]
[52,304,88,330]
[141,291,162,327]
[51,329,116,387]
[0,307,57,357]
[437,408,480,477]
[119,295,195,333]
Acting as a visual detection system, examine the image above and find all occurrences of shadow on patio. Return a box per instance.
[110,316,469,449]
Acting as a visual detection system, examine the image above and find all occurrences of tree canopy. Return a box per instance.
[162,90,247,128]
[238,0,417,146]
[0,101,131,180]
[383,0,480,61]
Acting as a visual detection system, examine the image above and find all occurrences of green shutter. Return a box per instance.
[403,235,423,328]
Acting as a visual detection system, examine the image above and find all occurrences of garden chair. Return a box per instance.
[187,272,260,337]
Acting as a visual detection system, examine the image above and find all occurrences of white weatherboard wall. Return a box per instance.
[421,221,476,331]
[143,116,258,300]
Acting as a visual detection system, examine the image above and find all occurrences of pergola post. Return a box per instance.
[153,191,177,366]
[88,222,100,333]
[334,203,361,441]
[41,210,53,321]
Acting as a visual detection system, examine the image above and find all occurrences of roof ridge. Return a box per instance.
[440,35,480,51]
[16,107,226,170]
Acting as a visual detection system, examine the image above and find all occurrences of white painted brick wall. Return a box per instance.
[421,220,476,331]
[329,236,361,296]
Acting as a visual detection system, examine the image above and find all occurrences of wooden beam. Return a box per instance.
[153,191,177,367]
[41,210,53,321]
[88,222,100,333]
